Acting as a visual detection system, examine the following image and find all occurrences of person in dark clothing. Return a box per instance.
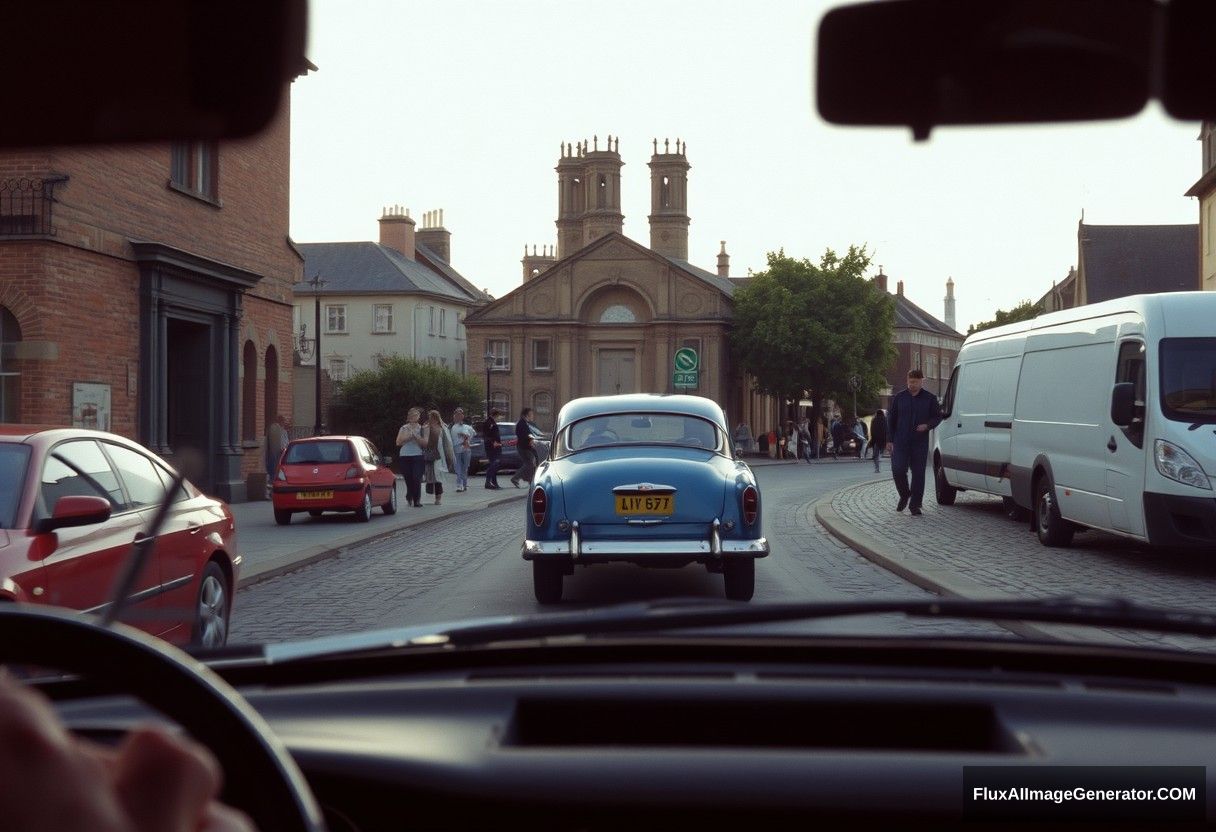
[886,369,942,515]
[510,407,538,488]
[483,408,504,489]
[868,408,889,473]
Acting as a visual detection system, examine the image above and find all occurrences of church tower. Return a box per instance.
[944,277,957,332]
[580,134,625,246]
[555,141,585,259]
[648,137,690,260]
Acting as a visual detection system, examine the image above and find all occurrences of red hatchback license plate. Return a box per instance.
[298,491,334,500]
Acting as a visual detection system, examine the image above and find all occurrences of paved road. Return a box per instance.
[229,458,1009,645]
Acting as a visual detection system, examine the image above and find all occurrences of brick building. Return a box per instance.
[872,270,964,408]
[0,79,306,501]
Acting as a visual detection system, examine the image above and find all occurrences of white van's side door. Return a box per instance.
[1105,338,1148,536]
[982,356,1023,496]
[949,361,990,491]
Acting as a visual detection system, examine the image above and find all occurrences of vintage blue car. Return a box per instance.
[522,394,769,603]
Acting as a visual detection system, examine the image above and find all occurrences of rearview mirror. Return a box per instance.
[34,496,112,535]
[1111,382,1137,428]
[0,0,307,147]
[816,0,1153,139]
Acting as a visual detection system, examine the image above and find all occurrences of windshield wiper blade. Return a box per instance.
[435,594,1216,647]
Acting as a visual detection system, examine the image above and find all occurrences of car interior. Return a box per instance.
[4,0,1216,830]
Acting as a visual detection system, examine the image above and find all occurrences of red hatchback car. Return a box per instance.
[0,426,241,648]
[270,435,398,525]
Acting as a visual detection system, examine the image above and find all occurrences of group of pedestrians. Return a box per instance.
[394,406,541,506]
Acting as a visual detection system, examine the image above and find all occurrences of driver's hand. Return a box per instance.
[0,671,256,832]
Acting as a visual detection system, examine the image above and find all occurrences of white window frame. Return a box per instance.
[532,338,552,371]
[428,306,436,335]
[326,305,347,334]
[439,308,447,337]
[372,304,393,333]
[328,357,348,381]
[489,339,510,370]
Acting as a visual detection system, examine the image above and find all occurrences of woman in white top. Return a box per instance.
[421,409,457,505]
[395,407,425,507]
[449,407,476,492]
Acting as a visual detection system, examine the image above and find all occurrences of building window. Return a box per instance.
[456,313,465,340]
[326,305,347,333]
[373,304,393,333]
[491,391,510,414]
[328,357,348,382]
[170,141,218,200]
[926,353,938,380]
[912,349,921,370]
[440,308,447,337]
[533,339,552,370]
[264,345,279,431]
[488,339,510,370]
[1,305,22,423]
[533,391,553,429]
[428,306,436,335]
[241,341,257,442]
[599,304,637,324]
[941,356,952,380]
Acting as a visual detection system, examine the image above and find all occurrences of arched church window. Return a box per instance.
[599,304,637,324]
[597,175,607,208]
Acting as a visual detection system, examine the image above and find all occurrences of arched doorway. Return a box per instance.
[242,341,257,442]
[264,345,279,431]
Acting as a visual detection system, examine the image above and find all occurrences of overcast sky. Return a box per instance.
[288,0,1202,333]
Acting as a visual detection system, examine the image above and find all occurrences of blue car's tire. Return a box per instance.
[723,559,755,601]
[533,560,563,604]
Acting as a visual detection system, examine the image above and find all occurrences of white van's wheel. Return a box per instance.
[1034,475,1074,547]
[934,459,957,506]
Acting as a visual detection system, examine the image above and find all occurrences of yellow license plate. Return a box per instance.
[615,495,674,515]
[298,491,334,500]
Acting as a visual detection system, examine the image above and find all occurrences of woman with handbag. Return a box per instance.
[395,407,425,507]
[421,409,457,505]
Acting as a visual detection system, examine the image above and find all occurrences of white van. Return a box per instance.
[932,292,1216,548]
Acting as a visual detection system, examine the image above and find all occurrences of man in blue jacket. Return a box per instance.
[885,369,942,516]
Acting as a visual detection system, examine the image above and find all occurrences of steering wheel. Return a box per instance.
[0,605,326,832]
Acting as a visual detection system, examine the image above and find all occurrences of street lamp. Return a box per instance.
[483,349,494,419]
[296,274,327,435]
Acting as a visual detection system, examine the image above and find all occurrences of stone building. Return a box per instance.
[873,270,964,406]
[464,138,771,431]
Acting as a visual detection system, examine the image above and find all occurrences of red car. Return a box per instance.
[270,435,398,525]
[0,425,240,648]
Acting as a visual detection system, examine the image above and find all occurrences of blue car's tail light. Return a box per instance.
[532,486,547,527]
[742,486,758,525]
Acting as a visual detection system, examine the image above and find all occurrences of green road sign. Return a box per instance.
[673,371,699,387]
[673,347,699,373]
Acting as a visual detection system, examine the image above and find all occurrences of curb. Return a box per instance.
[236,493,527,590]
[812,481,1114,644]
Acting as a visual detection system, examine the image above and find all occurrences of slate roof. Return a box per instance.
[892,293,962,338]
[294,242,482,303]
[663,257,736,296]
[1078,223,1199,303]
[415,243,492,302]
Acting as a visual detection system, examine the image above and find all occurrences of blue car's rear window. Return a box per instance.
[559,414,723,454]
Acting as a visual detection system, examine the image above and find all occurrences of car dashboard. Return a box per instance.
[48,637,1216,830]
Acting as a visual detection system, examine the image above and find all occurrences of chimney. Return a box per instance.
[416,209,452,263]
[716,240,730,278]
[378,205,416,260]
[897,279,905,296]
[944,277,957,331]
[874,267,889,293]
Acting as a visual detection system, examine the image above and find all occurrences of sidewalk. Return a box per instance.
[815,478,1216,649]
[230,478,525,589]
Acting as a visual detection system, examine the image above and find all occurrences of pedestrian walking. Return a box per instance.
[422,409,456,505]
[263,414,289,498]
[450,407,475,492]
[851,417,868,459]
[869,408,888,473]
[886,369,942,516]
[510,407,539,488]
[395,407,426,507]
[483,408,504,489]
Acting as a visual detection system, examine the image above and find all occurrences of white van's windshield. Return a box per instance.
[1160,339,1216,423]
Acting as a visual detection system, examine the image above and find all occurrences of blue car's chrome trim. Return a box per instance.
[523,539,572,555]
[722,537,769,554]
[626,519,664,526]
[711,518,721,555]
[612,482,677,494]
[581,540,713,555]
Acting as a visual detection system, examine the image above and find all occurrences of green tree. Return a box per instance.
[967,299,1043,335]
[329,357,483,455]
[730,247,895,428]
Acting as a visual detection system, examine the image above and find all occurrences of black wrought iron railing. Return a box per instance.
[0,175,67,236]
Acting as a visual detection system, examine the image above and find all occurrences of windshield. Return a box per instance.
[1160,339,1216,423]
[6,0,1216,661]
[0,444,29,528]
[556,414,727,456]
